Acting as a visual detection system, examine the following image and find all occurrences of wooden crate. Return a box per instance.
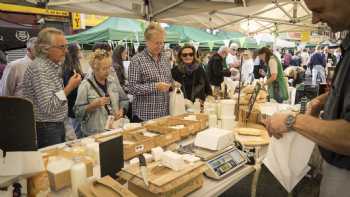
[172,113,209,132]
[118,161,207,197]
[144,118,201,138]
[40,148,94,191]
[238,106,261,124]
[153,131,181,147]
[128,175,203,197]
[123,129,155,160]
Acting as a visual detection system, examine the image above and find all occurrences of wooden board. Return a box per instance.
[118,161,207,194]
[234,123,270,146]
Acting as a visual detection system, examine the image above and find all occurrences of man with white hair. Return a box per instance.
[23,27,82,148]
[226,43,240,68]
[0,37,36,96]
[207,46,230,88]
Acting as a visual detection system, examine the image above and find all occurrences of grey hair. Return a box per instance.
[144,22,165,41]
[35,27,64,57]
[26,37,37,49]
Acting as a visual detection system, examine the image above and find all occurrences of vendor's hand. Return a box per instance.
[156,82,171,92]
[264,112,290,139]
[306,98,322,117]
[114,108,124,120]
[94,96,110,108]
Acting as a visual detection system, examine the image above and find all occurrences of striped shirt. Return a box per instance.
[23,56,68,122]
[128,48,173,121]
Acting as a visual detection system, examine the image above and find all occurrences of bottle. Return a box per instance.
[193,99,201,113]
[70,157,87,197]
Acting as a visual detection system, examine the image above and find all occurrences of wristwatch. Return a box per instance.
[285,113,297,131]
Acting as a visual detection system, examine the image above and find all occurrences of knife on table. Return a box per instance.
[138,154,149,187]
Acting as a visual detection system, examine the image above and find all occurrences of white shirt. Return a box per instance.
[241,58,254,83]
[301,52,310,66]
[0,55,32,96]
[226,53,239,67]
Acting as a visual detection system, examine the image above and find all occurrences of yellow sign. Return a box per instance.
[72,12,82,30]
[0,3,69,16]
[84,15,108,26]
[301,32,311,42]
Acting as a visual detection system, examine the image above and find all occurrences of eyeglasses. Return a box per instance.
[51,44,68,50]
[181,53,194,58]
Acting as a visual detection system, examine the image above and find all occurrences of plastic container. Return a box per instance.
[219,99,236,119]
[70,157,87,197]
[208,114,218,128]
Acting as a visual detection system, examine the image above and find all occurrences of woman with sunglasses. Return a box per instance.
[171,45,212,102]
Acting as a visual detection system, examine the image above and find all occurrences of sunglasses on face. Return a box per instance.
[181,53,194,57]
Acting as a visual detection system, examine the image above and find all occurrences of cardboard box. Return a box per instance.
[128,175,203,197]
[153,131,181,147]
[123,129,155,160]
[42,148,94,191]
[78,176,136,197]
[118,161,207,197]
[144,118,201,138]
[173,113,209,131]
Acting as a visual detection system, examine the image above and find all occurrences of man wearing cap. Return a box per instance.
[226,43,240,69]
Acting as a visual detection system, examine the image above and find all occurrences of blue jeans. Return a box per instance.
[36,122,65,148]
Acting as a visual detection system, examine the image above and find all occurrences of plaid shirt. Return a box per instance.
[128,48,173,121]
[23,56,68,122]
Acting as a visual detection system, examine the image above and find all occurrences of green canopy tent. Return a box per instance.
[66,17,180,44]
[165,24,220,43]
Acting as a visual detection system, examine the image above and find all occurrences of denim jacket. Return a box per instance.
[74,73,129,136]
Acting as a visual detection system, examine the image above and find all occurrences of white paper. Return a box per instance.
[0,151,45,177]
[263,132,314,192]
[55,90,67,101]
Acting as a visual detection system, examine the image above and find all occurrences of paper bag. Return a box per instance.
[263,132,314,192]
[169,87,186,116]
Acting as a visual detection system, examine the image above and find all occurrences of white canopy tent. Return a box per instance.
[25,0,327,34]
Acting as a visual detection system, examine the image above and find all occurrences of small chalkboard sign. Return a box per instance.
[0,97,37,153]
[245,83,261,121]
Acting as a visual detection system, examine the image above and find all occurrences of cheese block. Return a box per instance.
[235,128,265,136]
[242,85,255,94]
[160,151,186,171]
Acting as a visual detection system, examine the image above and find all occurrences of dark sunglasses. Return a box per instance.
[181,53,194,57]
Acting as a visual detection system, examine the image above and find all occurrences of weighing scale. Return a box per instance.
[177,143,248,180]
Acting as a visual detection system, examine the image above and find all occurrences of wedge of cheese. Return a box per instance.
[235,128,265,136]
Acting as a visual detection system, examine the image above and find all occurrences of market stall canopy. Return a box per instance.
[158,0,326,34]
[24,0,326,34]
[165,24,220,43]
[0,19,39,51]
[66,17,180,44]
[33,0,240,20]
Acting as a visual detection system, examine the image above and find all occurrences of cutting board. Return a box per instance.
[234,123,270,146]
[118,161,207,193]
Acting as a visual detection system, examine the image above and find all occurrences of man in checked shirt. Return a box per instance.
[128,22,173,121]
[23,28,81,148]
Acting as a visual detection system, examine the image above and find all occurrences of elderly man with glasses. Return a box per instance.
[128,22,173,122]
[23,27,81,148]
